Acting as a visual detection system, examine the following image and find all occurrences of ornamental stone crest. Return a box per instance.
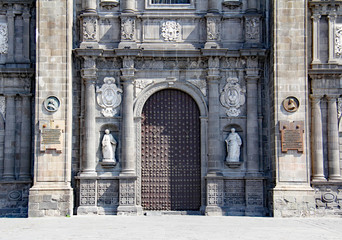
[207,17,220,40]
[161,21,181,42]
[0,23,8,54]
[220,78,246,117]
[96,77,123,117]
[121,17,135,40]
[83,18,97,41]
[245,17,260,42]
[336,26,342,56]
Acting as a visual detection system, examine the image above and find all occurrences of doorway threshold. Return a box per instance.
[143,211,202,216]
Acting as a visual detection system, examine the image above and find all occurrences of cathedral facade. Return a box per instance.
[0,0,341,217]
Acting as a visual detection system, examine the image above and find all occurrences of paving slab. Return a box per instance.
[0,216,341,240]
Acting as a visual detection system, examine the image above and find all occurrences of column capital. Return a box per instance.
[312,13,321,21]
[81,68,97,81]
[326,94,340,101]
[310,94,323,101]
[328,14,337,22]
[245,75,260,83]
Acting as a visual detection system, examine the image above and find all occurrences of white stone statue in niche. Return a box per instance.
[225,128,242,163]
[96,77,123,117]
[102,129,117,164]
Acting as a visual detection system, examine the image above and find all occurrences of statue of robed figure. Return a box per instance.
[102,129,117,165]
[225,128,242,163]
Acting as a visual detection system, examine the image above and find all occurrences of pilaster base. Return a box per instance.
[28,186,73,217]
[117,205,143,216]
[205,206,223,216]
[118,41,137,49]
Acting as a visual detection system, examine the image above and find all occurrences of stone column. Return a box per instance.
[83,0,97,12]
[122,0,135,13]
[311,14,321,64]
[6,7,15,63]
[3,95,16,180]
[247,0,258,12]
[120,57,136,176]
[327,95,342,180]
[246,74,260,176]
[80,0,98,49]
[207,57,221,175]
[19,95,31,180]
[310,95,325,181]
[328,14,337,63]
[80,57,97,176]
[22,8,31,63]
[208,0,219,13]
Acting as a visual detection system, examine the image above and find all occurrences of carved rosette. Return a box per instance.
[220,78,246,117]
[335,25,342,56]
[161,21,181,42]
[245,17,260,42]
[0,23,8,54]
[207,17,220,41]
[96,77,123,117]
[121,17,135,40]
[83,17,97,41]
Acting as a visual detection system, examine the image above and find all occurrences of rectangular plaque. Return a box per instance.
[279,121,304,153]
[39,119,64,153]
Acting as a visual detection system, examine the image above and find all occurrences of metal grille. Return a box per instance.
[141,90,201,211]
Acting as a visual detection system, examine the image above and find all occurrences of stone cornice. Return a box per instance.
[0,68,34,78]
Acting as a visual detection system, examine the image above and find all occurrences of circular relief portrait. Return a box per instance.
[283,96,299,113]
[44,96,60,112]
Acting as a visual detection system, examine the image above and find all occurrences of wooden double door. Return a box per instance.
[141,89,201,211]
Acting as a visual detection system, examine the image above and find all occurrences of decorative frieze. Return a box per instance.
[97,180,119,207]
[96,77,123,117]
[121,17,135,40]
[220,77,246,117]
[80,180,96,206]
[245,17,260,42]
[161,21,181,42]
[0,23,8,54]
[335,25,342,56]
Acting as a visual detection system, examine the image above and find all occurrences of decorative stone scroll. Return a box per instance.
[220,78,246,117]
[279,121,304,153]
[83,17,97,41]
[0,23,8,54]
[335,25,342,56]
[161,21,181,42]
[96,77,123,117]
[39,119,65,153]
[245,17,260,42]
[121,17,135,40]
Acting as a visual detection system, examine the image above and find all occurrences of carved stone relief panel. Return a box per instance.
[314,186,342,210]
[0,23,8,54]
[207,17,220,41]
[245,17,260,42]
[96,77,123,117]
[0,96,5,119]
[335,25,342,57]
[220,77,246,117]
[80,180,96,206]
[221,57,246,69]
[83,17,97,41]
[97,180,119,207]
[245,180,264,207]
[121,17,135,40]
[207,180,223,206]
[119,180,135,205]
[161,20,181,42]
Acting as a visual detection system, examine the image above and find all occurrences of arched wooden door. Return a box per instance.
[141,89,201,211]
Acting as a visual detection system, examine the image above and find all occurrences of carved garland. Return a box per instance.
[161,21,181,42]
[220,78,246,117]
[0,23,8,54]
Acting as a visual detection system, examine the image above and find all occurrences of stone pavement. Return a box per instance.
[0,216,341,240]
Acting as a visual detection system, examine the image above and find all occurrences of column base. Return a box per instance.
[312,176,327,182]
[79,171,98,177]
[117,205,143,216]
[77,206,99,215]
[204,42,220,49]
[328,176,342,182]
[205,206,223,216]
[28,186,73,217]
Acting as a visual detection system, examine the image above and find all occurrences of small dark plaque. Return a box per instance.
[279,121,304,153]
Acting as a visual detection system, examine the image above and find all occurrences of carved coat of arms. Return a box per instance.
[121,18,135,40]
[161,21,181,42]
[96,77,123,117]
[220,78,246,117]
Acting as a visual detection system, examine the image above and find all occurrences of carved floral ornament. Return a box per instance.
[335,25,342,56]
[220,78,246,117]
[161,21,181,42]
[0,23,8,54]
[121,17,135,40]
[96,77,123,117]
[83,17,97,41]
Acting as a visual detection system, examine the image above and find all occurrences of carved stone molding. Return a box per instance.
[96,77,123,117]
[121,17,135,40]
[83,17,97,41]
[338,98,342,119]
[335,25,342,56]
[245,16,260,42]
[220,77,246,117]
[0,23,8,54]
[161,21,181,42]
[0,96,5,119]
[207,17,220,41]
[100,0,119,10]
[187,80,207,96]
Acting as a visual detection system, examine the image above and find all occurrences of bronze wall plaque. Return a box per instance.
[39,119,64,153]
[279,121,304,153]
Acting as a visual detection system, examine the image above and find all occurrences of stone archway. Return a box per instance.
[140,89,201,211]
